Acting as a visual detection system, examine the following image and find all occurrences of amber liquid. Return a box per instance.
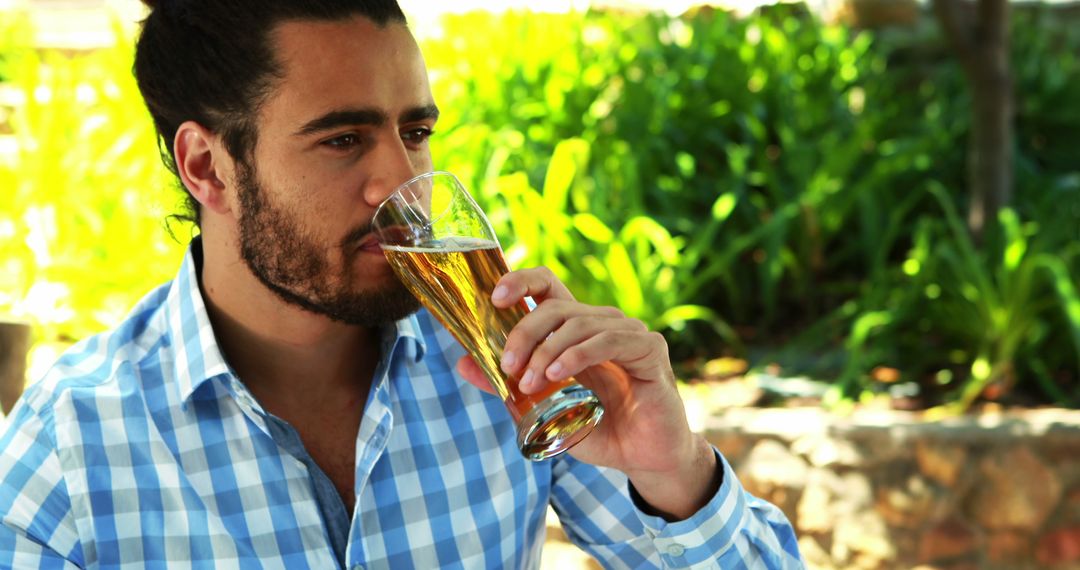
[383,238,573,422]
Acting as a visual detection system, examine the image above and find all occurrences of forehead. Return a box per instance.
[261,16,430,125]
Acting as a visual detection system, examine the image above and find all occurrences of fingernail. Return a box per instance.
[492,286,509,302]
[546,361,563,379]
[501,351,517,372]
[521,369,534,391]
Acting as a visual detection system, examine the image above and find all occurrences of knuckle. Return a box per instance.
[547,299,574,312]
[595,329,621,345]
[523,266,554,284]
[602,305,625,318]
[531,337,558,362]
[566,314,596,330]
[560,346,585,369]
[501,333,521,355]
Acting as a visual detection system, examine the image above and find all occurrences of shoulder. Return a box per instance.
[6,281,175,438]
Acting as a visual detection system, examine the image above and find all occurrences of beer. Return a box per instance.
[383,237,571,421]
[373,171,603,460]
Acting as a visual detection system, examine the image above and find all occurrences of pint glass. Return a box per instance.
[372,171,604,460]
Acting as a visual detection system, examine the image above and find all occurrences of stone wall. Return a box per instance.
[705,407,1080,570]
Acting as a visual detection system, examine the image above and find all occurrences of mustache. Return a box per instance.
[340,222,375,248]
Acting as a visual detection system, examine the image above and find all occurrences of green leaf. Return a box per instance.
[711,193,737,222]
[572,213,614,244]
[542,138,590,211]
[656,304,742,350]
[1039,255,1080,379]
[620,216,680,265]
[604,242,644,317]
[1000,209,1027,271]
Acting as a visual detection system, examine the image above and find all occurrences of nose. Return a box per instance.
[363,137,421,208]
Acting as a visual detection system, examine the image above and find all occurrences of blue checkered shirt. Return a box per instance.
[0,243,802,569]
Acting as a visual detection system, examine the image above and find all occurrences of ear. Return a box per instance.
[174,121,234,216]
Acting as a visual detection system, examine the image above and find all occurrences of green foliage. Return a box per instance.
[2,5,1078,409]
[0,12,31,83]
[830,182,1080,409]
[425,6,1080,408]
[0,17,188,346]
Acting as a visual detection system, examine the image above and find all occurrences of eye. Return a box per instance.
[321,133,363,150]
[401,127,434,146]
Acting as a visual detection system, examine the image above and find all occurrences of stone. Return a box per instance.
[705,432,748,463]
[833,472,874,516]
[968,446,1062,532]
[986,530,1032,564]
[919,517,979,562]
[832,511,896,566]
[740,439,809,515]
[797,536,836,570]
[877,474,947,529]
[1063,487,1080,524]
[915,440,968,488]
[791,434,864,468]
[1036,526,1080,566]
[1036,439,1080,482]
[798,468,843,534]
[913,563,979,570]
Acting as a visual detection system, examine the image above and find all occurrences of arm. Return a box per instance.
[550,450,802,569]
[457,267,804,567]
[0,401,84,569]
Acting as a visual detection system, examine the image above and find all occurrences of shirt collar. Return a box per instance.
[385,308,428,364]
[164,237,233,405]
[165,238,428,406]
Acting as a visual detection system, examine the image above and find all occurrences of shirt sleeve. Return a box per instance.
[0,398,84,569]
[549,448,804,569]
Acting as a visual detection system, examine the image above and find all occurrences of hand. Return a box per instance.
[455,267,719,520]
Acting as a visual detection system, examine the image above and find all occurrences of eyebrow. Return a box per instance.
[294,104,440,137]
[402,104,440,124]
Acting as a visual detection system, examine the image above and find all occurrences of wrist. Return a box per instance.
[626,436,721,522]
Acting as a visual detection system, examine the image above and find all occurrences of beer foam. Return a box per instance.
[380,236,498,252]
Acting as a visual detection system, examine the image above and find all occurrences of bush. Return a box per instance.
[424,6,1080,407]
[1,5,1077,409]
[0,22,187,348]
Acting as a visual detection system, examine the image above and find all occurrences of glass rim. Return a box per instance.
[372,170,495,246]
[372,170,456,223]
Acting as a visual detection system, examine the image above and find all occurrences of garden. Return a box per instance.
[2,2,1080,568]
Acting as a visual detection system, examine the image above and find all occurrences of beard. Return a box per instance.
[234,161,421,327]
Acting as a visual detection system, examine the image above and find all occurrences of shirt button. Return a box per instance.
[666,544,685,557]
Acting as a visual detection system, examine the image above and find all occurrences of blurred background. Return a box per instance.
[1,0,1080,568]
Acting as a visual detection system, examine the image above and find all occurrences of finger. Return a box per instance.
[455,356,498,395]
[538,329,672,389]
[516,315,647,395]
[500,300,624,375]
[491,267,574,309]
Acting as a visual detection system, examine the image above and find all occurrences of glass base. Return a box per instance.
[516,385,604,461]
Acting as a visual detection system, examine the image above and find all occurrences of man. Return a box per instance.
[0,0,803,567]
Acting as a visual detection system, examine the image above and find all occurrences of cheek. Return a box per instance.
[411,151,434,173]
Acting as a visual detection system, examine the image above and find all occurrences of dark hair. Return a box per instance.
[133,0,407,228]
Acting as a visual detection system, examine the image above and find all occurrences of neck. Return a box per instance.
[196,232,379,417]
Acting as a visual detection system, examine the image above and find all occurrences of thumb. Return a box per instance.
[455,356,498,395]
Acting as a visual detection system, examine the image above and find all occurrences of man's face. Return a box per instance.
[234,16,436,327]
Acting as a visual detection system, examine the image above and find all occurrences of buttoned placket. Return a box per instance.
[344,326,412,569]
